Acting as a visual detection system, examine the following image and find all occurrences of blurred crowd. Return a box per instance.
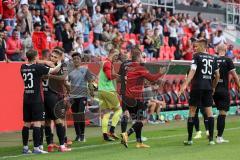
[0,0,239,62]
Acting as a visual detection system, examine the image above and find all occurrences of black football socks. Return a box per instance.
[56,123,65,145]
[74,122,81,137]
[217,115,226,137]
[33,127,41,148]
[187,117,194,141]
[39,125,44,146]
[22,126,29,147]
[121,115,128,133]
[208,117,214,141]
[45,125,53,145]
[194,116,200,132]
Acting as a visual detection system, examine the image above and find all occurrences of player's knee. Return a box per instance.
[204,107,213,117]
[219,110,227,116]
[55,119,63,125]
[24,122,31,128]
[45,120,51,126]
[189,106,197,117]
[32,121,41,127]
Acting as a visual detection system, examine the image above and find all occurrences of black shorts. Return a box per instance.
[123,97,148,120]
[44,93,64,120]
[71,97,87,121]
[189,90,213,108]
[23,103,45,122]
[213,91,230,111]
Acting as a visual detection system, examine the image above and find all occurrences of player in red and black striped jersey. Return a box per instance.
[214,44,240,143]
[120,48,164,148]
[20,50,62,154]
[179,40,220,145]
[42,48,71,152]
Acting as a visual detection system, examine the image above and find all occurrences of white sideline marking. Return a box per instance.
[1,127,240,160]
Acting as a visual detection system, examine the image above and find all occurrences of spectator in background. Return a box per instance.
[209,18,220,33]
[167,17,179,47]
[6,29,23,61]
[153,19,163,44]
[114,0,128,21]
[102,23,112,43]
[85,0,94,17]
[196,12,203,25]
[2,0,19,32]
[73,36,84,54]
[213,30,227,47]
[92,5,104,41]
[0,19,5,32]
[0,31,7,61]
[32,9,42,25]
[118,15,129,34]
[85,39,102,57]
[29,0,40,11]
[55,0,66,13]
[174,43,183,60]
[143,29,156,59]
[81,8,91,42]
[65,9,75,26]
[62,22,74,53]
[18,3,34,35]
[54,14,65,42]
[197,31,207,40]
[152,28,162,58]
[21,31,33,59]
[226,45,236,60]
[73,12,84,38]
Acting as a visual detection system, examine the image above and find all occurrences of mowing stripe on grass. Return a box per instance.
[1,127,240,160]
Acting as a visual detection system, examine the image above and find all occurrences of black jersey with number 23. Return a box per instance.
[191,52,219,90]
[21,64,50,104]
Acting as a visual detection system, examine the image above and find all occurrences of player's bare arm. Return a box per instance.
[179,69,196,96]
[230,69,240,90]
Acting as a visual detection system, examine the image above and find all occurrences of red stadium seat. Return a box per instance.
[169,46,176,60]
[163,37,169,46]
[158,46,165,60]
[163,46,170,60]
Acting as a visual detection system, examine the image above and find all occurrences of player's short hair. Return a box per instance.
[194,39,208,53]
[42,49,50,58]
[131,47,142,62]
[26,49,38,61]
[52,47,64,56]
[216,44,227,53]
[72,52,81,58]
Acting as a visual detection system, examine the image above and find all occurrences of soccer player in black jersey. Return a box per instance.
[118,54,132,134]
[214,44,240,143]
[21,50,62,154]
[42,48,71,152]
[179,40,220,145]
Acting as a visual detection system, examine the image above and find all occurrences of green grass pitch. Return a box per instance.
[0,116,240,160]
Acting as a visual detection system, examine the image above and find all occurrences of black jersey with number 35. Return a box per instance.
[215,56,235,93]
[191,52,219,90]
[21,64,50,104]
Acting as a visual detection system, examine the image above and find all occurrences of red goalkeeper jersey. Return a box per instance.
[125,62,162,100]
